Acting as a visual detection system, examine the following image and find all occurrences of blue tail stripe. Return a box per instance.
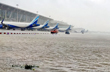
[66,25,71,31]
[45,20,49,26]
[31,16,39,24]
[1,19,4,23]
[56,23,59,29]
[27,16,40,28]
[42,20,49,28]
[53,23,59,29]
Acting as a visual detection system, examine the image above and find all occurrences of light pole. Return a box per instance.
[36,11,38,14]
[36,11,39,17]
[16,4,19,22]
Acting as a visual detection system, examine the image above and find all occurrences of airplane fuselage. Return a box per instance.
[32,25,48,29]
[45,27,54,30]
[3,21,39,28]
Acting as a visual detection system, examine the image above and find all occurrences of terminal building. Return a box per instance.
[0,3,72,28]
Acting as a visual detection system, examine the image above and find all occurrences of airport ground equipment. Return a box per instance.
[51,29,58,34]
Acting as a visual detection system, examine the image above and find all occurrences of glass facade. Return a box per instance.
[1,9,5,18]
[0,9,1,20]
[0,4,36,22]
[0,6,50,24]
[0,3,70,27]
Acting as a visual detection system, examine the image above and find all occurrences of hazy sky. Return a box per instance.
[1,0,110,32]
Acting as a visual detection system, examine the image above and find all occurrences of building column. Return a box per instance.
[9,11,13,19]
[5,10,7,19]
[19,13,23,22]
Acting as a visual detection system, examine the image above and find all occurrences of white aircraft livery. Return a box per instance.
[0,16,40,30]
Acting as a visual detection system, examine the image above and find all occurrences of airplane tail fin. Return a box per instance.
[54,23,59,29]
[0,18,8,29]
[29,16,40,27]
[31,15,39,24]
[1,18,4,24]
[66,25,71,31]
[44,20,49,27]
[81,29,85,34]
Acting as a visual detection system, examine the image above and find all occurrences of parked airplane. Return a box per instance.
[81,29,86,34]
[32,20,49,30]
[45,23,59,30]
[0,16,40,31]
[58,25,71,32]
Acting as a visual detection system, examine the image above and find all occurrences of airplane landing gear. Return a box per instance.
[6,27,9,30]
[21,28,25,31]
[13,28,15,30]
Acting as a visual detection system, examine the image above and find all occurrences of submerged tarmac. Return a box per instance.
[0,33,110,72]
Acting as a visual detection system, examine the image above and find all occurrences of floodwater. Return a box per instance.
[0,33,110,72]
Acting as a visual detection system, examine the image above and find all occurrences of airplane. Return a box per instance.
[81,29,86,34]
[32,20,49,30]
[0,16,40,31]
[45,23,59,30]
[58,25,71,32]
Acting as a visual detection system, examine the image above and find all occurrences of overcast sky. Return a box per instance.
[1,0,110,32]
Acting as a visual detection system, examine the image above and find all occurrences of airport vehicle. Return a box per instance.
[58,25,71,32]
[45,23,59,30]
[51,29,58,34]
[32,20,49,30]
[0,16,40,31]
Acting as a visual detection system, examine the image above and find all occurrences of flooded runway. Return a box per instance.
[0,33,110,72]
